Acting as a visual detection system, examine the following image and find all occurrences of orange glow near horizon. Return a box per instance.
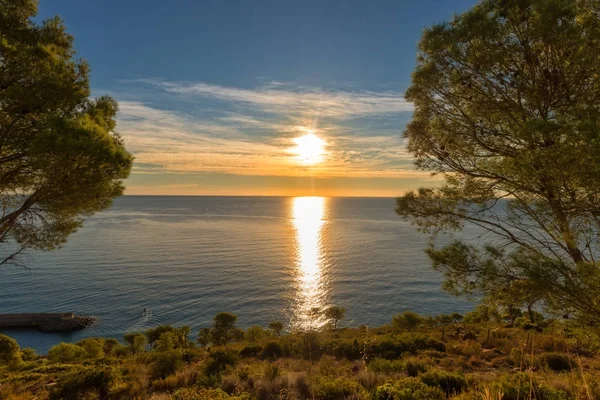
[291,196,329,330]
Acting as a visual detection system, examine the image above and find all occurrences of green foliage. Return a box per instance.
[124,332,147,354]
[0,334,21,364]
[48,342,86,363]
[151,350,184,379]
[405,358,428,377]
[322,338,362,360]
[420,369,468,396]
[368,358,405,374]
[314,375,363,399]
[48,365,120,400]
[397,0,600,324]
[156,331,176,352]
[260,341,284,360]
[238,344,262,358]
[146,325,175,347]
[539,352,572,371]
[198,327,212,347]
[375,377,444,400]
[489,372,569,400]
[211,312,238,346]
[76,338,105,359]
[325,306,346,329]
[172,388,251,400]
[268,321,283,336]
[20,347,37,361]
[205,349,237,377]
[369,334,445,359]
[393,311,423,331]
[111,344,129,358]
[103,338,119,355]
[0,0,133,267]
[245,325,265,342]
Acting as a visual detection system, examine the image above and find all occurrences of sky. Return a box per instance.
[38,0,478,197]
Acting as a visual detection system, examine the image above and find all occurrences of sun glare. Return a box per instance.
[292,133,326,164]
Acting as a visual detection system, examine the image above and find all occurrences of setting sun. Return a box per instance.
[292,133,326,164]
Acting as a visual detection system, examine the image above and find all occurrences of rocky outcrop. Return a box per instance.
[0,313,97,332]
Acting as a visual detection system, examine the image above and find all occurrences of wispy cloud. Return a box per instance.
[129,78,413,118]
[109,80,428,183]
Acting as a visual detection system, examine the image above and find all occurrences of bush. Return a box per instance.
[205,350,238,376]
[375,378,444,400]
[539,353,572,372]
[124,332,147,354]
[370,335,445,359]
[48,365,120,400]
[245,325,265,342]
[76,338,105,359]
[405,358,428,377]
[48,343,86,363]
[0,334,22,364]
[322,338,362,360]
[111,344,130,358]
[21,347,37,361]
[173,388,251,400]
[152,350,184,379]
[239,344,262,358]
[393,311,423,331]
[420,370,468,396]
[314,376,364,399]
[103,338,119,355]
[489,373,569,400]
[368,358,405,373]
[260,341,284,360]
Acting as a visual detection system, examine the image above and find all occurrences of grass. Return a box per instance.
[0,312,599,399]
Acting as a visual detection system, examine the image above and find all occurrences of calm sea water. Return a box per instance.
[0,196,476,353]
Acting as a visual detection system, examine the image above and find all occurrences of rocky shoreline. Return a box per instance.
[0,313,97,333]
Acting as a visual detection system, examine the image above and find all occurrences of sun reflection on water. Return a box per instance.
[291,196,328,330]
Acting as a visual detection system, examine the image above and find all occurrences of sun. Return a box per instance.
[292,133,326,164]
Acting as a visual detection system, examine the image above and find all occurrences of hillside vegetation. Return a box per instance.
[1,308,599,399]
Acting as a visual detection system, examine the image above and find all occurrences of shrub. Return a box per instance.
[103,338,119,355]
[0,334,22,364]
[260,342,284,360]
[375,378,444,400]
[205,350,238,376]
[489,373,569,400]
[322,338,362,360]
[48,343,86,363]
[314,376,363,399]
[124,332,147,354]
[152,350,184,379]
[539,353,572,372]
[268,321,284,336]
[173,388,251,400]
[420,370,468,396]
[370,335,445,359]
[156,332,176,352]
[239,344,262,358]
[21,347,37,361]
[111,344,130,358]
[245,325,265,342]
[393,311,423,331]
[264,363,280,380]
[76,338,105,359]
[48,365,120,400]
[368,358,405,373]
[405,358,428,377]
[146,325,175,347]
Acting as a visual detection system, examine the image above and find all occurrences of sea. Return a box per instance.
[0,196,480,353]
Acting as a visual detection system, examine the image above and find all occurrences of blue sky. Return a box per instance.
[38,0,477,196]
